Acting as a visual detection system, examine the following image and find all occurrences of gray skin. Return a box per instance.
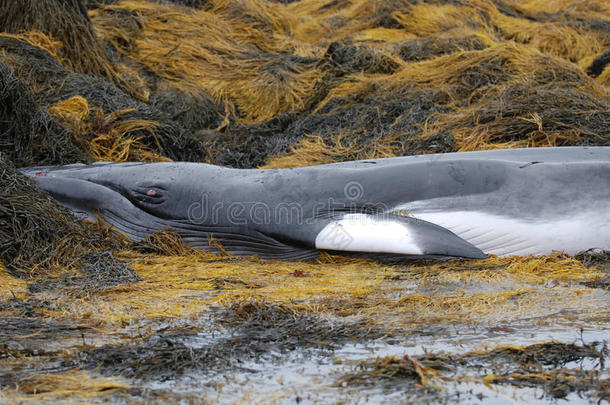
[21,146,610,259]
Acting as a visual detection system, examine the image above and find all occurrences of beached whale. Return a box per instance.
[21,147,610,259]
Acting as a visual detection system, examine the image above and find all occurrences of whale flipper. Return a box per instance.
[161,213,485,260]
[312,213,486,259]
[169,212,486,259]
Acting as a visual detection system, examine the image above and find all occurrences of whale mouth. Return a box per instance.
[28,173,320,260]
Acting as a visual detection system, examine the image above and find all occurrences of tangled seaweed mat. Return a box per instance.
[0,242,608,402]
[338,342,609,402]
[0,0,608,168]
[0,155,131,276]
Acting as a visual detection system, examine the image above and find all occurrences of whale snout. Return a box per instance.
[29,174,166,241]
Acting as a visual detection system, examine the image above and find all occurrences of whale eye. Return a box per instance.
[128,184,167,207]
[112,182,175,219]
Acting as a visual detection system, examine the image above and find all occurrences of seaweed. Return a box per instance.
[0,155,129,276]
[0,315,91,361]
[91,0,325,123]
[340,341,609,401]
[462,342,609,400]
[426,81,610,151]
[201,113,305,167]
[0,156,84,273]
[0,0,140,98]
[576,249,610,290]
[77,0,609,169]
[75,300,379,380]
[220,300,379,344]
[0,36,209,163]
[396,34,489,62]
[576,249,610,269]
[322,41,403,75]
[149,89,223,135]
[587,49,610,77]
[28,251,140,296]
[0,60,86,167]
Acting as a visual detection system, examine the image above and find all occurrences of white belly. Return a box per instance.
[403,210,610,256]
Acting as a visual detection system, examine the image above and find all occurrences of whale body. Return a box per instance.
[21,147,610,259]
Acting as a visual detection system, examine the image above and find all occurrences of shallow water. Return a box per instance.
[143,322,609,404]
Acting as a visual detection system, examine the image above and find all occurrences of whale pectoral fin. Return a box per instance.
[313,213,486,259]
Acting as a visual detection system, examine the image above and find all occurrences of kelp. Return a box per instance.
[0,36,209,163]
[0,60,86,167]
[0,0,143,99]
[340,342,609,401]
[1,0,607,168]
[0,155,129,277]
[1,247,607,401]
[91,0,325,123]
[424,81,610,151]
[48,96,170,162]
[588,49,610,78]
[10,0,595,168]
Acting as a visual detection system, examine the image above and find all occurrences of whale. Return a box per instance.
[21,146,610,259]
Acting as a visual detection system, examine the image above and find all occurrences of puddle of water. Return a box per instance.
[142,325,608,404]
